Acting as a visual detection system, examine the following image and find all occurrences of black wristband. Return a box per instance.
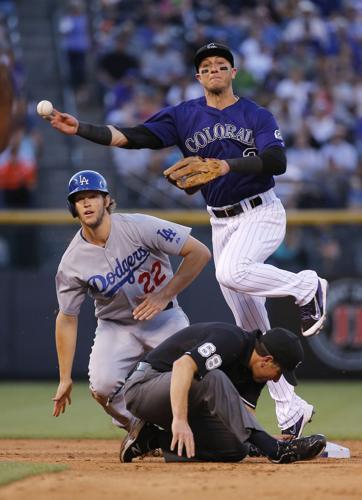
[76,122,112,146]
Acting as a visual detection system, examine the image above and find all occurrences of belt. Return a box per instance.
[134,361,151,372]
[126,361,151,381]
[212,196,262,218]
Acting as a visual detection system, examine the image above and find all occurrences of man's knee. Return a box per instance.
[90,376,121,406]
[89,373,123,398]
[90,390,108,407]
[215,259,251,289]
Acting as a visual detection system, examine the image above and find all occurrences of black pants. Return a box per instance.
[124,365,264,462]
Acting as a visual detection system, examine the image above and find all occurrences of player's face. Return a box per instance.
[252,358,282,383]
[196,56,236,94]
[74,191,110,228]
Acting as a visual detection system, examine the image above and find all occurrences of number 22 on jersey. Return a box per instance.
[138,260,166,294]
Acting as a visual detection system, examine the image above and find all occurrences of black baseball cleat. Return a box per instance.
[247,443,264,458]
[271,434,327,464]
[281,404,315,438]
[300,279,328,337]
[120,420,160,463]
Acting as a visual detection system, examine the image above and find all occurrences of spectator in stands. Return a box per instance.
[0,127,40,208]
[320,125,358,173]
[59,0,91,104]
[287,132,325,181]
[275,68,314,119]
[305,99,337,148]
[97,35,139,93]
[140,33,186,89]
[283,0,329,51]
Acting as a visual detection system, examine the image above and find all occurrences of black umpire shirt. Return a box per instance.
[144,322,265,409]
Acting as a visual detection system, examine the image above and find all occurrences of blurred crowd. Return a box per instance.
[1,0,362,212]
[0,0,41,210]
[68,0,361,209]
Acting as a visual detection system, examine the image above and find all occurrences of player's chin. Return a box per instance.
[252,375,269,383]
[208,83,228,94]
[81,214,101,228]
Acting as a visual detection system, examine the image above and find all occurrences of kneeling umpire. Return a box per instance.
[121,322,326,463]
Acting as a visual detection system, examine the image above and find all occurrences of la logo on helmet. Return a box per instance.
[79,175,89,185]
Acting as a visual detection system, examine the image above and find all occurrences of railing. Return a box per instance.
[0,209,362,225]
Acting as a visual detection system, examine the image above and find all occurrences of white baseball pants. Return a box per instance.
[88,306,189,429]
[209,188,318,429]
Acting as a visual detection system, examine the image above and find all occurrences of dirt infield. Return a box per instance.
[1,439,362,500]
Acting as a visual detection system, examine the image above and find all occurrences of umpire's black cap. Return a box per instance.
[259,328,304,386]
[194,42,234,71]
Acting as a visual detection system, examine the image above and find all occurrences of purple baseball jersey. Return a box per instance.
[144,97,285,207]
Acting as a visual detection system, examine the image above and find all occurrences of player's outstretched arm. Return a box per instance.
[38,100,129,146]
[52,311,78,417]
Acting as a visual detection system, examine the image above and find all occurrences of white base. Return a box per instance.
[320,441,351,459]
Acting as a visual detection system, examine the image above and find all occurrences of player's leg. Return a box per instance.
[136,305,190,350]
[90,308,189,430]
[213,193,319,308]
[218,282,310,430]
[210,200,315,432]
[88,319,144,430]
[213,193,327,337]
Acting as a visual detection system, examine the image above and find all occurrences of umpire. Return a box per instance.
[121,322,326,463]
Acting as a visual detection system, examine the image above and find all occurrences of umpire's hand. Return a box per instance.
[171,418,195,458]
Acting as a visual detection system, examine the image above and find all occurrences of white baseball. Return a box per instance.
[37,100,54,117]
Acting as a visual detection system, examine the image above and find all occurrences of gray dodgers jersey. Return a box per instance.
[56,213,191,321]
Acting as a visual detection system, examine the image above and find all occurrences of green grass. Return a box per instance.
[0,462,67,486]
[0,381,361,440]
[0,382,120,439]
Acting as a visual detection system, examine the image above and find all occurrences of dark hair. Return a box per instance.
[255,339,270,357]
[102,193,117,214]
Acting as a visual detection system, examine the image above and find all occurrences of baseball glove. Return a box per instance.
[163,156,225,190]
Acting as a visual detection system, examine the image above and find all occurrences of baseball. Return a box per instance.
[37,100,54,117]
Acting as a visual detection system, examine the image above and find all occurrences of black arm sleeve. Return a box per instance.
[226,146,286,176]
[115,124,164,149]
[76,122,112,145]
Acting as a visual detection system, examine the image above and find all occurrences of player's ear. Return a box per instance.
[261,355,273,366]
[231,67,237,80]
[195,72,202,83]
[104,194,111,208]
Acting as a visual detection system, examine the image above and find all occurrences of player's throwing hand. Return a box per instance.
[49,110,79,135]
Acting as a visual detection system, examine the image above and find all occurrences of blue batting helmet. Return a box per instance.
[67,170,109,217]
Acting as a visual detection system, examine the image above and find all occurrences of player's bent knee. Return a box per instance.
[215,262,251,290]
[90,377,121,404]
[91,390,108,407]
